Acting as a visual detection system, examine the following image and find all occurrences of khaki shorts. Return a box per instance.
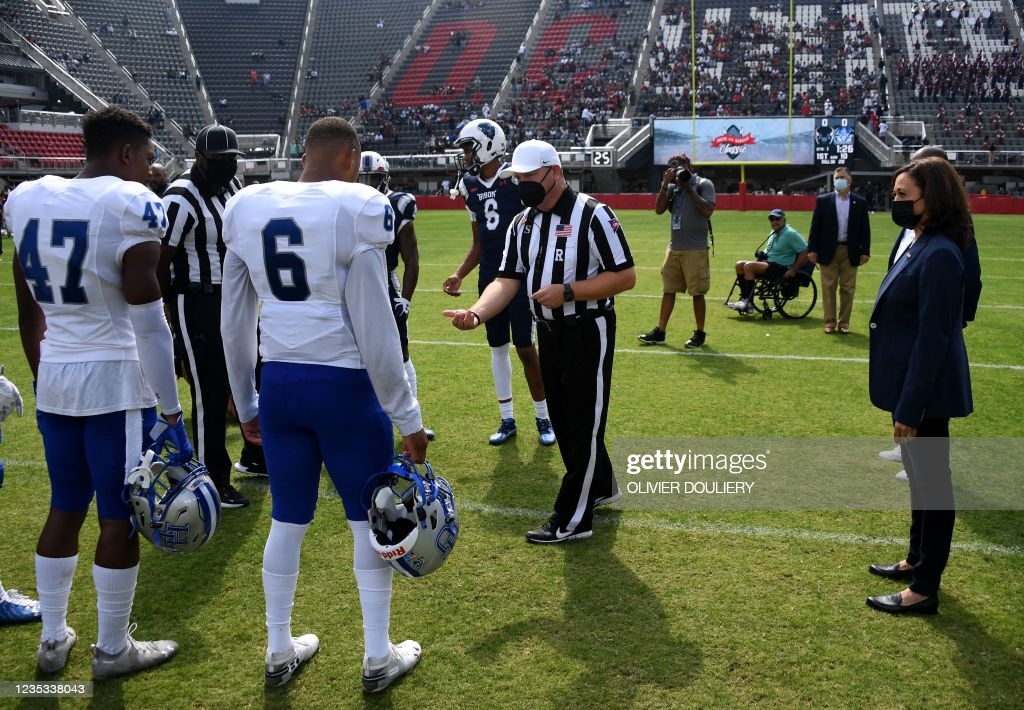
[661,247,710,295]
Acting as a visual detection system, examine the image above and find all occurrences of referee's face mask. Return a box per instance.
[199,153,238,189]
[515,167,553,208]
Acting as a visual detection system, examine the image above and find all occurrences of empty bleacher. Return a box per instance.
[66,0,206,138]
[177,0,307,137]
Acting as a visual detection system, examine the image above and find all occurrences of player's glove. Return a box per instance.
[0,367,25,423]
[393,296,411,318]
[150,416,195,466]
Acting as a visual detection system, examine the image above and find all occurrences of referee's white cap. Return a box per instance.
[498,140,560,179]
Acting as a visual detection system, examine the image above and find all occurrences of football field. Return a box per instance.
[0,209,1021,708]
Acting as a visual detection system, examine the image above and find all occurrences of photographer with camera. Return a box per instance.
[638,154,716,348]
[729,209,809,314]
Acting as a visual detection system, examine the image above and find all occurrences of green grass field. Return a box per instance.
[0,209,1022,709]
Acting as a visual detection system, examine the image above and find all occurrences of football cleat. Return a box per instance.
[265,633,319,687]
[0,588,41,625]
[38,627,77,673]
[488,418,517,445]
[362,640,421,693]
[536,418,556,446]
[367,456,458,578]
[91,627,178,680]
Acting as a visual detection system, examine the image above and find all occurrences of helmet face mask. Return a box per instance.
[358,150,390,193]
[125,448,221,554]
[455,119,507,177]
[368,457,459,578]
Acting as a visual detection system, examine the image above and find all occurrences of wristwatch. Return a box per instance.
[563,283,575,303]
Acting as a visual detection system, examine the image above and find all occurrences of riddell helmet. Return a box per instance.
[125,448,221,554]
[368,456,459,578]
[359,150,391,193]
[455,119,507,175]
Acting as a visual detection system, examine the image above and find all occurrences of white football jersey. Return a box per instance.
[221,180,421,434]
[5,175,167,414]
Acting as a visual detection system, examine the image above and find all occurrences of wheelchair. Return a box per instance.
[725,260,818,320]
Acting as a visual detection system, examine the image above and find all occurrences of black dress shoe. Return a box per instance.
[866,591,939,615]
[869,561,915,581]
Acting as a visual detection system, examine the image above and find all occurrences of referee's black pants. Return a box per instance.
[168,289,232,490]
[537,310,618,533]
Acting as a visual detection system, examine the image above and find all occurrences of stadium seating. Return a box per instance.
[177,0,307,136]
[66,0,207,138]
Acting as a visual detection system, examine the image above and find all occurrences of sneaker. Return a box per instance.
[0,589,41,625]
[424,428,436,441]
[685,330,706,348]
[488,418,517,446]
[265,633,320,687]
[637,327,666,345]
[536,418,556,446]
[895,470,908,482]
[362,640,421,693]
[38,627,77,673]
[233,457,267,477]
[731,299,753,314]
[525,518,593,544]
[91,629,178,680]
[594,488,623,507]
[218,483,249,509]
[879,445,902,463]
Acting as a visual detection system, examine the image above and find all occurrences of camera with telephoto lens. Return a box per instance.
[675,167,692,183]
[755,250,767,262]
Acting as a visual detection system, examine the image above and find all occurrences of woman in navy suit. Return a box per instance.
[866,157,974,615]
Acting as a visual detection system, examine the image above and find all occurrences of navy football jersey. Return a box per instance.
[457,164,523,276]
[385,190,416,272]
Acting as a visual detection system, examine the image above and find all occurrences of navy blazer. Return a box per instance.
[869,231,973,427]
[888,227,982,326]
[807,192,871,266]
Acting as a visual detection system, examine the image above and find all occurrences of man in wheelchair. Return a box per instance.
[728,209,811,315]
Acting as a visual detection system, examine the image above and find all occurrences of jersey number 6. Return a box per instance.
[262,218,311,301]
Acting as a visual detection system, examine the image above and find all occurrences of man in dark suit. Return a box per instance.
[807,166,871,334]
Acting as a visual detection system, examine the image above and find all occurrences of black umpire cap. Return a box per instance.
[195,124,243,156]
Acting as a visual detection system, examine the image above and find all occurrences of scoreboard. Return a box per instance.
[814,117,856,166]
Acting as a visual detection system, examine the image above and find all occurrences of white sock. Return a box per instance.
[533,399,549,420]
[404,359,418,399]
[0,579,6,597]
[94,564,139,654]
[262,519,310,656]
[35,554,77,643]
[491,345,513,419]
[349,520,393,660]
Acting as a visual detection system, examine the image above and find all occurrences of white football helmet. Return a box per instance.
[368,456,459,578]
[359,150,390,193]
[125,448,221,554]
[455,119,506,175]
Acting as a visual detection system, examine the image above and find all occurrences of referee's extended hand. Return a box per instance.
[443,309,481,330]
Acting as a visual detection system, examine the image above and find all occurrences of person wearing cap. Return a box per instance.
[444,140,636,544]
[638,153,716,348]
[730,210,809,314]
[158,123,255,509]
[807,166,872,334]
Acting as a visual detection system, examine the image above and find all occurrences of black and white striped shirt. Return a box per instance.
[161,172,241,290]
[498,186,633,321]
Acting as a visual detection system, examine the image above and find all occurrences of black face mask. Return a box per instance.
[891,198,923,229]
[517,168,551,208]
[203,159,237,189]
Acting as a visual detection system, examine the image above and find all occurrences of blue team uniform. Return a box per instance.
[458,166,534,347]
[385,190,417,349]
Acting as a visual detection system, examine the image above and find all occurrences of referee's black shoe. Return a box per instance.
[525,518,592,544]
[218,483,250,509]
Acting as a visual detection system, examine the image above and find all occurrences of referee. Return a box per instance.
[158,124,251,508]
[445,140,636,543]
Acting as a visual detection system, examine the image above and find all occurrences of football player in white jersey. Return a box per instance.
[221,117,427,690]
[8,106,193,678]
